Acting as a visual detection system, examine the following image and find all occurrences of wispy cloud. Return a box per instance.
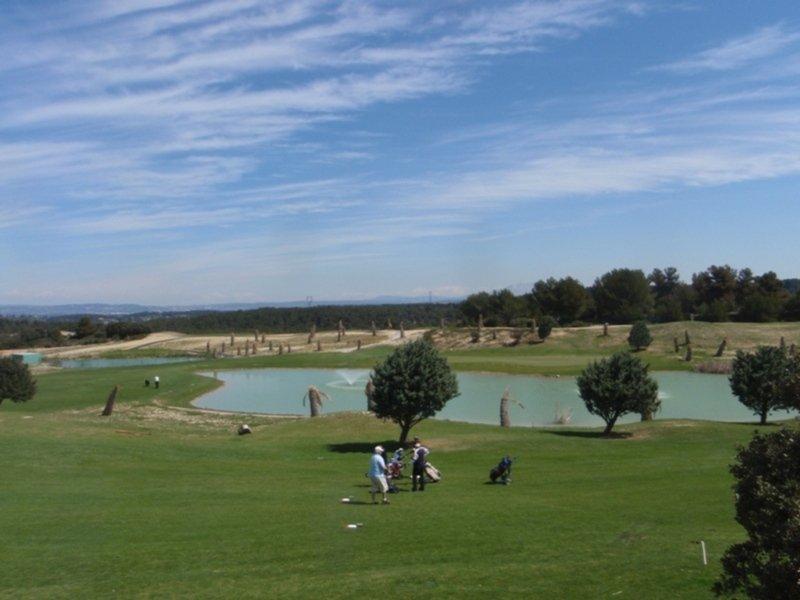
[655,23,800,72]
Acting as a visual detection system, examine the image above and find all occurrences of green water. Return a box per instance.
[195,368,797,427]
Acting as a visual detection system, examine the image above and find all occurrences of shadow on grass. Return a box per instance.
[541,430,633,439]
[328,440,400,453]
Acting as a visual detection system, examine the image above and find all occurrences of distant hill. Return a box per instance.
[0,295,464,318]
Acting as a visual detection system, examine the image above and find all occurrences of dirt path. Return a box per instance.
[34,332,188,358]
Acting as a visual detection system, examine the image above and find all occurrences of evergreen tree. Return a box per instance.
[592,269,653,323]
[0,357,36,405]
[627,321,652,351]
[729,346,800,425]
[537,316,556,341]
[577,352,659,435]
[371,339,459,443]
[714,429,800,599]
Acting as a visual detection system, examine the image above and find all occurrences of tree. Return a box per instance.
[592,269,653,323]
[577,352,659,435]
[627,321,652,351]
[74,316,96,339]
[0,357,36,405]
[714,429,800,599]
[692,265,738,314]
[537,316,556,341]
[531,277,590,324]
[729,346,800,425]
[370,339,459,443]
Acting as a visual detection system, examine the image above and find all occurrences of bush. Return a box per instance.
[714,429,800,599]
[577,352,659,434]
[627,321,652,351]
[0,357,36,405]
[729,346,800,425]
[370,339,459,443]
[537,316,556,341]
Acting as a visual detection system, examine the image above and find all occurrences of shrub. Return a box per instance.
[627,321,652,351]
[714,429,800,599]
[371,339,459,443]
[729,346,800,424]
[0,357,36,405]
[537,316,556,341]
[577,352,659,434]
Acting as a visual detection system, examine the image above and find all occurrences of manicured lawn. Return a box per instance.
[2,360,795,598]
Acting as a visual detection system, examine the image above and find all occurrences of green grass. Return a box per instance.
[5,322,800,598]
[97,347,197,359]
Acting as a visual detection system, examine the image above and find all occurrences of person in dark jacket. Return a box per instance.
[411,438,429,492]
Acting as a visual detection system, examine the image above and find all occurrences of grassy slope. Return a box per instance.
[2,372,777,599]
[4,322,800,598]
[94,320,800,376]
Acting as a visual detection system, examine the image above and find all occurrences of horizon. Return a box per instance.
[3,1,800,304]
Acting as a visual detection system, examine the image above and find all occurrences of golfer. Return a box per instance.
[411,438,429,492]
[369,445,390,505]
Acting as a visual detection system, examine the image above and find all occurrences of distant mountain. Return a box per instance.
[0,295,465,318]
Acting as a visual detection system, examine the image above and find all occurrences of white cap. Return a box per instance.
[374,445,384,453]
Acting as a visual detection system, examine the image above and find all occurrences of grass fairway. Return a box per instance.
[3,361,797,598]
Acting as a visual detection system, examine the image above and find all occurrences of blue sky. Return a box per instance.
[2,0,800,304]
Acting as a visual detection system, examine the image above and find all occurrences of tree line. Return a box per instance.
[460,266,800,326]
[143,303,462,334]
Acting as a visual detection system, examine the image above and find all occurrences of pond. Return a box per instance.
[50,357,199,369]
[194,368,797,427]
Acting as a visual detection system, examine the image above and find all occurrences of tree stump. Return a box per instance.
[306,386,328,417]
[101,385,119,416]
[500,387,511,427]
[365,378,376,412]
[715,338,727,357]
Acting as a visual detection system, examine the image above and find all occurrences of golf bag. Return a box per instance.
[386,449,405,480]
[424,463,442,483]
[489,456,513,484]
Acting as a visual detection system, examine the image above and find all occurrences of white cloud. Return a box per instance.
[656,24,800,72]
